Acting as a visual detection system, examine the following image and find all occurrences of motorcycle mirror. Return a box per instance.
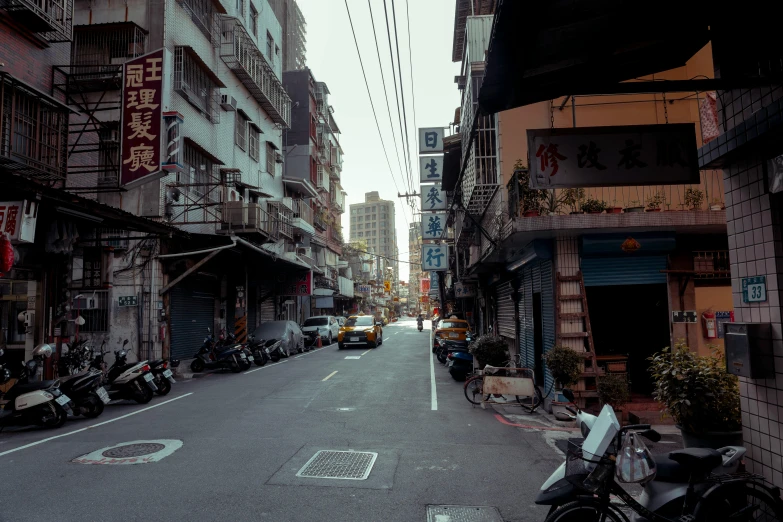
[639,429,661,443]
[122,339,129,347]
[562,388,576,403]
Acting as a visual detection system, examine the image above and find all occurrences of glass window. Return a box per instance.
[266,142,275,174]
[237,0,244,17]
[303,317,328,326]
[250,4,258,36]
[266,32,274,60]
[345,316,374,327]
[235,113,247,150]
[249,126,260,161]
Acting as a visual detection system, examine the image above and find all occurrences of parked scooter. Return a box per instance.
[190,328,246,373]
[0,346,74,429]
[246,335,271,367]
[92,340,159,403]
[118,350,177,396]
[220,331,253,371]
[536,389,751,521]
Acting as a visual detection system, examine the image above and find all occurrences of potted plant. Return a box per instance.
[710,198,724,211]
[540,189,563,216]
[561,188,585,214]
[469,335,509,369]
[581,198,607,214]
[648,341,742,448]
[607,200,623,214]
[544,345,582,418]
[625,200,644,213]
[597,373,630,421]
[645,191,665,212]
[684,188,704,210]
[513,161,547,217]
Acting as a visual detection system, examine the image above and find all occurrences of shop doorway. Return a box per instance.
[586,283,669,395]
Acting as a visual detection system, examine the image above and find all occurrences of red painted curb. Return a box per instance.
[494,413,579,432]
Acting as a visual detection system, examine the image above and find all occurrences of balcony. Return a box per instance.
[313,210,328,232]
[220,16,291,127]
[219,201,277,240]
[0,0,73,42]
[291,198,314,236]
[0,73,69,181]
[316,166,330,193]
[267,200,293,239]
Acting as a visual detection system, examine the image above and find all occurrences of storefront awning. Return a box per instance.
[479,0,710,113]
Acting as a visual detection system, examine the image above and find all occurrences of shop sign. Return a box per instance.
[121,49,166,187]
[420,278,431,293]
[420,155,444,183]
[420,184,447,211]
[421,213,447,240]
[527,124,699,189]
[0,200,38,243]
[422,245,448,271]
[282,271,312,296]
[419,127,444,154]
[454,282,476,298]
[357,284,371,294]
[742,276,767,303]
[118,296,138,307]
[716,311,735,339]
[621,237,641,253]
[672,310,697,323]
[420,296,429,303]
[383,281,391,292]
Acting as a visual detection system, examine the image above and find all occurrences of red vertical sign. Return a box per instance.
[121,49,165,186]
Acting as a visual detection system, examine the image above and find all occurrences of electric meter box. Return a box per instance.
[724,322,774,379]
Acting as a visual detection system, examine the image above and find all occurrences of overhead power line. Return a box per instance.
[404,0,419,178]
[390,0,415,194]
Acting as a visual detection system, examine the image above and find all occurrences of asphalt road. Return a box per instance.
[0,318,561,522]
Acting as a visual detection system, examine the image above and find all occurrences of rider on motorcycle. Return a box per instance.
[417,314,424,331]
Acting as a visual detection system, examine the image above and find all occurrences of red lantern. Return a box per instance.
[0,234,14,274]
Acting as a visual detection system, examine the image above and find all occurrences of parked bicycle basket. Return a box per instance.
[566,441,614,495]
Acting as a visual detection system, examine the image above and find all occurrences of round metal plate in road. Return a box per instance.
[102,443,166,458]
[72,440,183,465]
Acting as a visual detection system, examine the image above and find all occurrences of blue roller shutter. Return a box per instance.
[582,256,667,287]
[170,282,215,360]
[540,260,556,393]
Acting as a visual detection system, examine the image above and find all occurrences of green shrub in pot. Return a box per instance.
[468,335,509,368]
[648,340,742,448]
[543,345,582,389]
[597,373,630,410]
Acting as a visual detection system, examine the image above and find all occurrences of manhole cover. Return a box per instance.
[72,440,183,465]
[102,443,166,458]
[426,506,503,522]
[296,450,377,480]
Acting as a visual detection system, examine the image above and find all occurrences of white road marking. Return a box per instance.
[361,349,372,355]
[294,347,330,359]
[0,393,194,458]
[344,356,361,359]
[429,333,438,411]
[244,360,288,374]
[322,371,338,381]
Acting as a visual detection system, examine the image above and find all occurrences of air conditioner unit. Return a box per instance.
[73,297,98,310]
[102,129,120,143]
[296,247,313,258]
[220,95,238,111]
[226,187,243,202]
[275,152,283,164]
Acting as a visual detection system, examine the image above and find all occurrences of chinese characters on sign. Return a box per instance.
[422,244,449,271]
[420,184,447,211]
[421,213,446,240]
[420,278,431,294]
[742,276,767,303]
[419,155,444,183]
[121,49,165,186]
[357,284,371,295]
[0,200,38,243]
[527,124,699,189]
[418,127,444,153]
[454,282,476,298]
[282,271,312,296]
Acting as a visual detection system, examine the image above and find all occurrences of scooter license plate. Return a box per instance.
[96,387,111,404]
[350,337,359,342]
[447,360,454,367]
[55,394,71,406]
[247,356,254,362]
[240,353,247,359]
[143,373,154,382]
[162,369,173,378]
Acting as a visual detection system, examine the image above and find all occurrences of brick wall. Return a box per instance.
[0,16,70,94]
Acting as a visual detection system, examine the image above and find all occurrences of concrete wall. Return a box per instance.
[0,14,71,93]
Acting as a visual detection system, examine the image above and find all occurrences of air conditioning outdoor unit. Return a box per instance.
[275,152,283,164]
[73,297,98,310]
[296,247,313,258]
[102,129,120,143]
[220,95,238,111]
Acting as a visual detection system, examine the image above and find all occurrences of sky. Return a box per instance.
[294,0,461,283]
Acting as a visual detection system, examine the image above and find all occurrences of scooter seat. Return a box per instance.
[667,448,722,477]
[13,380,56,393]
[653,455,692,483]
[149,359,164,368]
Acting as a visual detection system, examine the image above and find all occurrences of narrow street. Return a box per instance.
[0,319,559,522]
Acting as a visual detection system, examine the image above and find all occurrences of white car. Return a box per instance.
[301,316,340,345]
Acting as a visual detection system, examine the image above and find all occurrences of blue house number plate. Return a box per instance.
[742,276,767,303]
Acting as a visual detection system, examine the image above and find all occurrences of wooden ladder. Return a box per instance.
[555,271,598,396]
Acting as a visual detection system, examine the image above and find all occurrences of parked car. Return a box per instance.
[301,316,340,345]
[336,317,346,327]
[338,314,383,349]
[434,317,470,342]
[250,321,304,359]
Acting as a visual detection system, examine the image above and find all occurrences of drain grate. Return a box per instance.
[296,450,378,480]
[102,443,166,458]
[426,506,504,522]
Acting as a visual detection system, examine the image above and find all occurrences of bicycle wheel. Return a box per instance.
[545,500,628,522]
[695,482,783,522]
[464,376,485,405]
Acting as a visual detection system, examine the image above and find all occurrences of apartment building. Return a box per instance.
[349,192,398,284]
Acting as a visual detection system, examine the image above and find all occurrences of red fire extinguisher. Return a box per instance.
[0,234,14,276]
[702,310,717,339]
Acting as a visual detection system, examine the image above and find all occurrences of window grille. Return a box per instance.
[176,0,220,46]
[235,112,248,150]
[249,127,260,161]
[173,47,220,123]
[266,142,275,175]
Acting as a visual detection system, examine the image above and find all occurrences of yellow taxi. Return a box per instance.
[434,317,470,342]
[338,314,383,349]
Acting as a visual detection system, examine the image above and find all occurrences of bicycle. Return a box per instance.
[463,355,545,412]
[548,435,783,522]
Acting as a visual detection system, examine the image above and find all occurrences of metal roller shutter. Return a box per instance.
[540,260,556,391]
[519,267,534,367]
[496,281,516,339]
[258,283,276,323]
[170,285,215,360]
[247,287,257,337]
[582,256,667,286]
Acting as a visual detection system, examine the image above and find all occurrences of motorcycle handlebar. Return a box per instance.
[565,406,577,415]
[621,424,651,432]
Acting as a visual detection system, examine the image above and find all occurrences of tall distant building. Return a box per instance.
[270,0,307,71]
[349,192,398,284]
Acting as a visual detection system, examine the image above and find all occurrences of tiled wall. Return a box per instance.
[725,158,783,488]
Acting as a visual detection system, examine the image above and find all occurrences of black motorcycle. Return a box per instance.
[129,356,176,396]
[190,329,246,373]
[91,340,159,403]
[246,335,271,367]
